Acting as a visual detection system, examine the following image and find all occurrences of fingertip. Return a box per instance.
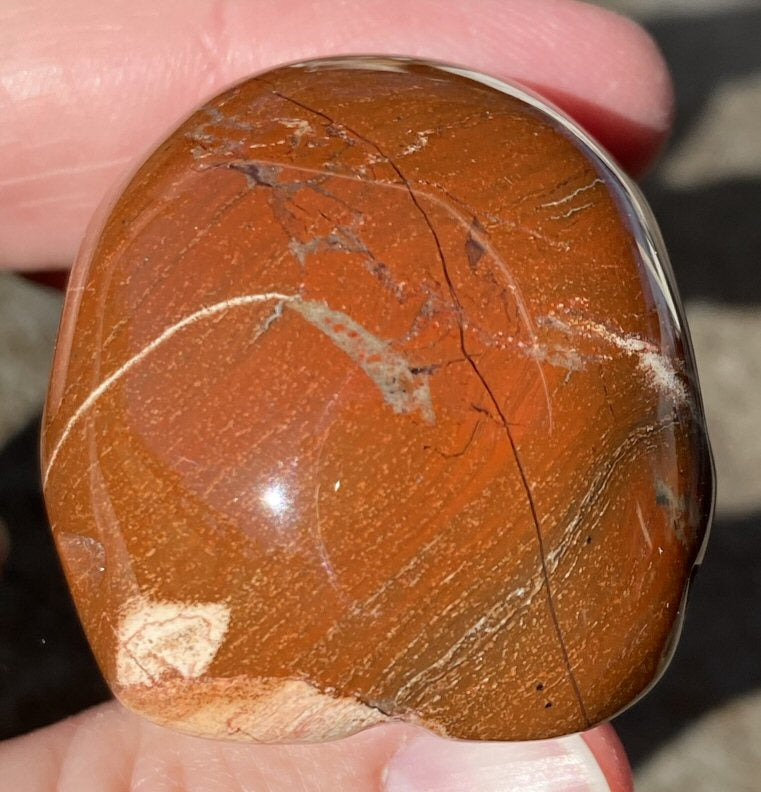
[513,1,674,175]
[577,1,675,135]
[0,0,675,270]
[587,3,675,174]
[382,726,629,791]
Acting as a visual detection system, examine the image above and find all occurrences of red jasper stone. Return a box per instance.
[42,57,713,742]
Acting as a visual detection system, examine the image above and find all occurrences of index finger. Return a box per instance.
[0,0,672,271]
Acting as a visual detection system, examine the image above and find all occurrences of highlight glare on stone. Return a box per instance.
[42,57,713,742]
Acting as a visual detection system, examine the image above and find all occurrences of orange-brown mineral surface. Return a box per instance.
[42,58,712,742]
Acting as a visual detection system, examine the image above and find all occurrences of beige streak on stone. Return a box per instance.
[116,597,231,687]
[43,292,435,486]
[121,676,396,742]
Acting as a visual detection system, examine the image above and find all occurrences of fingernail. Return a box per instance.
[383,730,612,792]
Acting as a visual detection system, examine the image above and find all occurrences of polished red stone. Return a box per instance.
[42,58,712,742]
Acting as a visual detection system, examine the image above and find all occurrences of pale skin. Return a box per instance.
[0,1,673,789]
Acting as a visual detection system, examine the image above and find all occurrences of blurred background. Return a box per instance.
[0,0,759,788]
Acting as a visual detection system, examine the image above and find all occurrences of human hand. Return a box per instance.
[0,1,672,789]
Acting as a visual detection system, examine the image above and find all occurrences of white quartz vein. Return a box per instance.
[540,310,688,406]
[576,317,688,405]
[44,292,434,485]
[635,500,653,552]
[539,179,603,208]
[313,481,345,600]
[218,157,555,432]
[550,201,594,221]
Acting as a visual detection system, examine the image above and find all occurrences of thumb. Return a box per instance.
[0,700,631,791]
[383,724,631,792]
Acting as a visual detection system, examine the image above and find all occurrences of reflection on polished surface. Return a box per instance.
[42,57,712,743]
[260,482,291,518]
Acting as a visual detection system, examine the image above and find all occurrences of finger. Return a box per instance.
[0,700,631,792]
[0,0,672,271]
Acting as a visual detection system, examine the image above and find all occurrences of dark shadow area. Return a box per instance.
[615,510,761,766]
[646,7,761,145]
[611,4,761,767]
[648,178,761,304]
[639,6,761,305]
[0,417,109,740]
